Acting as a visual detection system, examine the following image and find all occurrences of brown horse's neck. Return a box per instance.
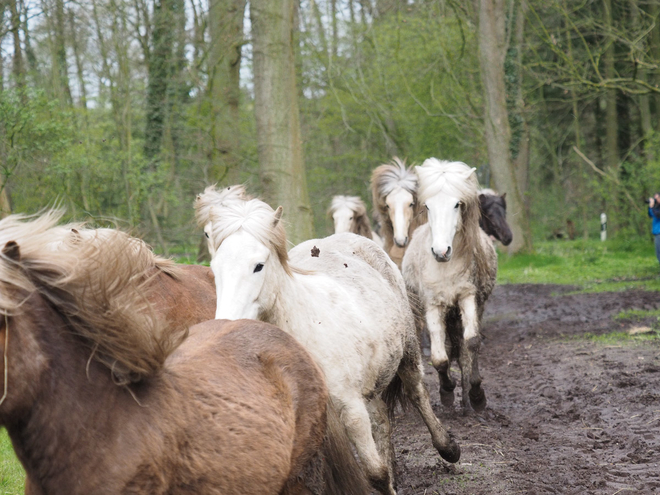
[6,296,140,493]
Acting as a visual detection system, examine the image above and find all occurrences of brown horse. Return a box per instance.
[478,189,513,246]
[0,212,367,495]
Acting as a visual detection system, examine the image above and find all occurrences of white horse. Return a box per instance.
[194,184,249,255]
[202,196,460,495]
[328,195,384,247]
[371,157,426,267]
[402,158,497,413]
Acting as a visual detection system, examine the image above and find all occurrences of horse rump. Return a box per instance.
[298,400,371,495]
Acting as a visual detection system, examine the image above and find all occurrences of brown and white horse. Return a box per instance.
[0,212,366,495]
[371,158,427,267]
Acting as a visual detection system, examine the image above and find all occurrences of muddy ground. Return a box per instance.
[393,284,660,494]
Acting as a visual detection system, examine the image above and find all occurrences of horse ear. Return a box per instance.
[273,206,284,227]
[501,192,506,199]
[465,167,477,179]
[2,241,20,262]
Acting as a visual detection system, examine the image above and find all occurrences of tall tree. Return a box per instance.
[476,0,531,252]
[250,0,314,244]
[602,0,619,171]
[208,0,246,184]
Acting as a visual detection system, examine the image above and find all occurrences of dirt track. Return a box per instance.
[394,284,660,494]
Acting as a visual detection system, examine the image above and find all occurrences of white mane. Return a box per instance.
[329,195,367,215]
[416,158,479,203]
[373,157,418,197]
[194,184,249,228]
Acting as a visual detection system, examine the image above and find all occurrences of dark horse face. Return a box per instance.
[479,193,513,246]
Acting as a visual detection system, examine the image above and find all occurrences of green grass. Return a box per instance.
[0,429,24,494]
[497,238,660,292]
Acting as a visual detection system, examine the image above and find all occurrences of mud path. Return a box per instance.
[394,284,660,494]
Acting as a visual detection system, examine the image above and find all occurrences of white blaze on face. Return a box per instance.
[332,205,354,234]
[425,193,462,262]
[211,230,271,320]
[386,187,415,248]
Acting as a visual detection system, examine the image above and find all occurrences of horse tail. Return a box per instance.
[315,400,371,495]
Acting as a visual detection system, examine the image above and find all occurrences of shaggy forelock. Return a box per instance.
[194,184,249,228]
[416,158,479,204]
[0,210,183,384]
[329,195,367,217]
[208,199,291,274]
[372,157,418,199]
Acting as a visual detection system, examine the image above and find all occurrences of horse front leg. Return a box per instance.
[426,305,455,407]
[457,295,486,413]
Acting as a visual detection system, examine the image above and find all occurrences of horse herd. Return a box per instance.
[0,158,512,494]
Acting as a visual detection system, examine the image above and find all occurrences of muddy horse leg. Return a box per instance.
[426,305,456,406]
[367,397,396,492]
[341,396,396,495]
[397,341,461,464]
[458,295,486,413]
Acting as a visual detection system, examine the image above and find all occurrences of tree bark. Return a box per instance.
[208,0,246,184]
[251,0,314,244]
[602,0,619,171]
[53,0,73,106]
[9,0,25,90]
[476,0,531,253]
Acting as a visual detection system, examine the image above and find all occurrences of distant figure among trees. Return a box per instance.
[648,193,660,265]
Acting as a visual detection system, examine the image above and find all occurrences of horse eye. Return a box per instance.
[385,204,390,209]
[455,202,461,209]
[425,204,429,210]
[349,217,354,221]
[409,203,414,207]
[253,263,264,273]
[204,232,209,238]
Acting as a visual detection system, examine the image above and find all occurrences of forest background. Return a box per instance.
[1,0,659,256]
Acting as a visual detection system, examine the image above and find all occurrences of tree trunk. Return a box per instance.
[9,0,25,90]
[602,0,619,171]
[251,0,314,244]
[53,0,73,106]
[68,8,88,111]
[476,0,531,253]
[208,0,246,184]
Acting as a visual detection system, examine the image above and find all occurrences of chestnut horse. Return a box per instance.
[0,212,366,495]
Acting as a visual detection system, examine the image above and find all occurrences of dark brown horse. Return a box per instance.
[0,213,367,495]
[478,189,513,246]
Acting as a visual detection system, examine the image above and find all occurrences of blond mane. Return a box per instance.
[328,195,373,239]
[194,184,250,229]
[0,211,184,384]
[371,157,427,252]
[207,199,295,276]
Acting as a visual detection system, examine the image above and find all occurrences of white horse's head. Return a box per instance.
[206,199,289,320]
[416,158,478,263]
[329,195,370,235]
[194,184,250,256]
[371,157,419,248]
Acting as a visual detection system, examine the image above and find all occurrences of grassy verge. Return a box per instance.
[0,429,24,494]
[497,238,660,292]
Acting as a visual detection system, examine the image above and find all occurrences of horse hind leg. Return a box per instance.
[367,397,396,492]
[341,397,396,495]
[396,341,461,464]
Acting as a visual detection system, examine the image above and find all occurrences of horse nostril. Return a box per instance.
[446,246,452,257]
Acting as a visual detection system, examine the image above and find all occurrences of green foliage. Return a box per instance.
[0,429,24,493]
[497,238,660,291]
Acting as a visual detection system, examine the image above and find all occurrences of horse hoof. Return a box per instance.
[469,386,487,413]
[440,388,455,407]
[437,438,461,463]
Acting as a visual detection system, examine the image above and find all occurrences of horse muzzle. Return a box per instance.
[431,246,452,263]
[394,236,409,248]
